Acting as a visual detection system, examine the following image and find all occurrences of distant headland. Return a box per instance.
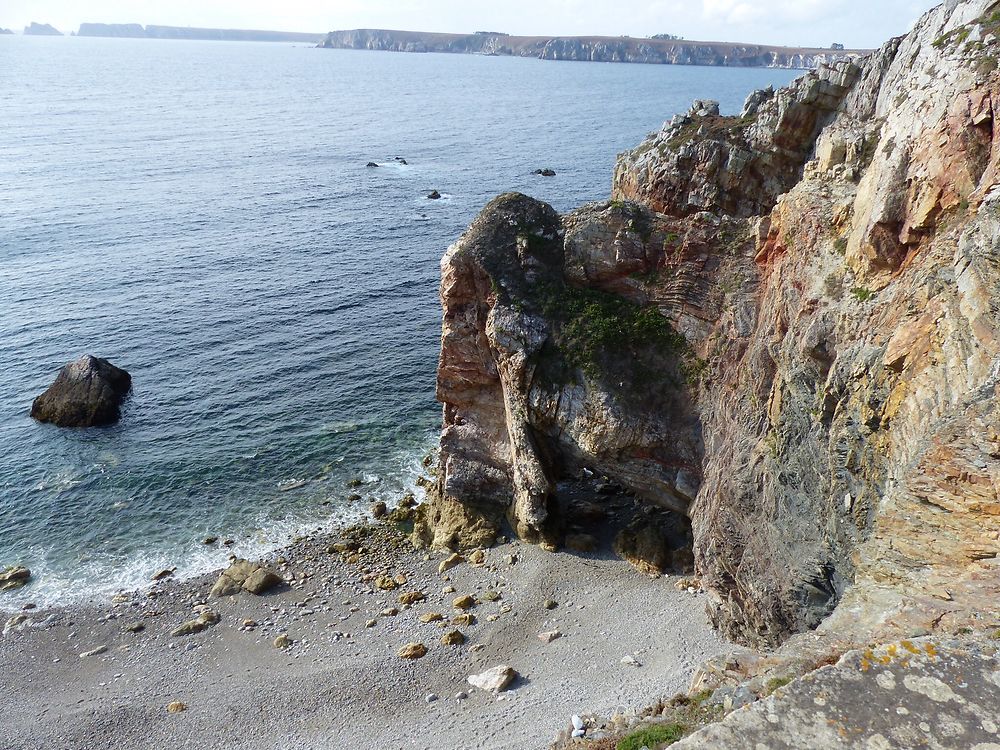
[76,23,324,43]
[318,29,869,69]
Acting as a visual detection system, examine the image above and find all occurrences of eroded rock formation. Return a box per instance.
[423,0,1000,651]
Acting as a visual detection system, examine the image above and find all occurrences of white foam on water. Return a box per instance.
[0,434,439,614]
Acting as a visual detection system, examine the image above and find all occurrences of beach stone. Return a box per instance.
[398,642,428,659]
[171,611,220,637]
[371,501,387,518]
[393,573,407,585]
[375,576,398,591]
[452,595,476,610]
[455,691,468,700]
[273,634,292,649]
[438,553,464,574]
[538,630,562,643]
[4,614,28,634]
[451,613,476,626]
[381,607,399,617]
[425,693,438,703]
[243,568,282,595]
[166,701,187,714]
[398,591,426,605]
[543,599,558,610]
[79,646,107,658]
[30,355,132,427]
[442,585,456,594]
[151,568,175,581]
[211,559,281,597]
[468,665,517,692]
[365,619,376,628]
[468,550,486,566]
[482,589,501,602]
[621,655,642,667]
[123,622,145,633]
[440,629,465,646]
[419,612,444,623]
[0,566,31,593]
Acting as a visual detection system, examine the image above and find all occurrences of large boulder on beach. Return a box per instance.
[30,355,132,427]
[211,559,283,597]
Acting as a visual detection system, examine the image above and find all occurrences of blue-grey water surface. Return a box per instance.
[0,35,798,607]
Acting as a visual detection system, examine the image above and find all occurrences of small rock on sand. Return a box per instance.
[543,599,558,610]
[538,630,562,643]
[398,642,428,659]
[166,701,187,713]
[274,634,292,649]
[452,595,476,610]
[79,646,107,658]
[468,665,518,693]
[438,553,464,574]
[452,613,475,626]
[440,629,465,646]
[398,591,426,605]
[419,612,444,623]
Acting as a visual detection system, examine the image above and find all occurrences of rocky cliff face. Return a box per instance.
[319,30,864,70]
[422,0,1000,652]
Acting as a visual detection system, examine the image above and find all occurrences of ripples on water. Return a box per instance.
[0,35,798,607]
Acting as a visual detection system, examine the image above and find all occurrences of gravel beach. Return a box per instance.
[0,522,728,750]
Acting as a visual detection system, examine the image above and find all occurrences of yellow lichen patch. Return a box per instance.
[924,642,939,659]
[902,640,921,655]
[887,644,898,659]
[861,658,872,672]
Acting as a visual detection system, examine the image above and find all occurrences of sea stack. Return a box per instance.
[23,22,63,36]
[31,355,132,427]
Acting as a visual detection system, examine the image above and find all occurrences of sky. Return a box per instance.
[2,0,941,49]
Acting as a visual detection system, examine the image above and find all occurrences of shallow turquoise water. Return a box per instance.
[0,35,798,607]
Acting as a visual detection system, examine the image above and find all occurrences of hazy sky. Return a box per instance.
[3,0,940,49]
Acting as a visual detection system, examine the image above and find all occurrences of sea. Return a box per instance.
[0,34,798,609]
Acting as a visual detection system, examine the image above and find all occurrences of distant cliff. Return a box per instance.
[319,29,867,69]
[77,24,324,43]
[24,23,62,36]
[0,28,14,35]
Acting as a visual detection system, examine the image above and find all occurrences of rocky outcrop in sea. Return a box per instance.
[31,355,132,427]
[23,23,62,36]
[420,0,1000,665]
[319,30,865,70]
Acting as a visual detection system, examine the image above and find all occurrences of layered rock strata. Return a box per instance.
[423,0,1000,651]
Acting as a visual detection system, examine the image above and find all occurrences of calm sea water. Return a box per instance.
[0,35,797,608]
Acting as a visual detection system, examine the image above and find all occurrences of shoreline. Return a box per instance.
[0,505,730,749]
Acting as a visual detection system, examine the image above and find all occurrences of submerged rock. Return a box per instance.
[534,168,556,176]
[0,566,31,593]
[427,190,441,200]
[31,355,132,427]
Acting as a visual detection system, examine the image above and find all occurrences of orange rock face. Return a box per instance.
[427,0,1000,649]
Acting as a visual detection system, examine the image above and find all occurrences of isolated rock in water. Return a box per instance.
[427,190,441,200]
[366,161,379,167]
[534,168,556,176]
[31,355,131,427]
[24,22,62,36]
[468,665,517,692]
[0,566,31,593]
